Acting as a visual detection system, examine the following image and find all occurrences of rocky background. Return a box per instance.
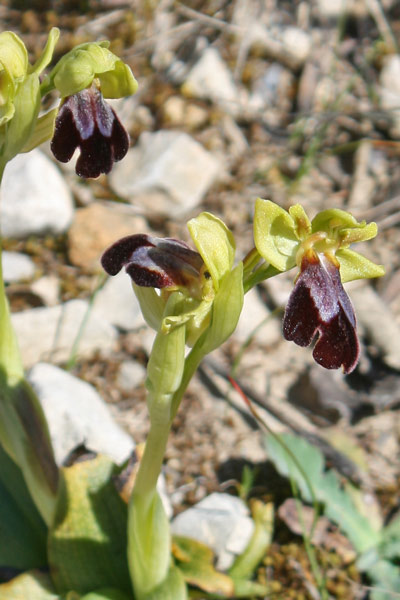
[2,0,400,597]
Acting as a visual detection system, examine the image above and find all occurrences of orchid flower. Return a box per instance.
[254,199,385,373]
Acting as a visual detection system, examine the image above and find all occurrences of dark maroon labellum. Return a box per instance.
[283,252,359,374]
[101,234,204,290]
[51,84,129,178]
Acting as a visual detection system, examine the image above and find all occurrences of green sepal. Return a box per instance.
[198,262,244,355]
[336,248,385,283]
[0,570,59,599]
[45,41,138,98]
[0,67,16,125]
[21,108,57,153]
[133,284,165,331]
[29,27,60,76]
[0,31,28,80]
[254,198,298,271]
[0,73,41,171]
[188,212,235,290]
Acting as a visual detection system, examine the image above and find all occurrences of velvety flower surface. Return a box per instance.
[101,233,204,291]
[50,83,129,178]
[283,251,359,374]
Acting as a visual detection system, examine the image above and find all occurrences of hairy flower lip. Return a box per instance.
[101,234,204,290]
[50,83,129,178]
[283,252,359,374]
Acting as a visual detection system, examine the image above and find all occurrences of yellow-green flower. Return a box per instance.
[254,199,385,373]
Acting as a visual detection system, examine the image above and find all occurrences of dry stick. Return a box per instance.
[366,0,398,52]
[201,358,365,485]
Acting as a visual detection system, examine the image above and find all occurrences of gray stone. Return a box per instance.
[117,360,146,392]
[28,362,134,465]
[234,287,281,345]
[171,492,254,570]
[11,299,118,368]
[1,149,74,238]
[316,0,393,18]
[182,47,239,114]
[109,130,220,217]
[30,275,60,306]
[2,251,35,282]
[380,54,400,137]
[93,271,145,331]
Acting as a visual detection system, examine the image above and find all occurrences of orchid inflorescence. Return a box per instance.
[0,26,386,600]
[102,200,384,375]
[0,29,137,178]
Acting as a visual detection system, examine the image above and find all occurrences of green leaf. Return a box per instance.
[265,433,381,553]
[229,501,273,580]
[128,489,171,600]
[336,248,385,283]
[48,455,131,595]
[144,565,187,600]
[0,371,58,526]
[188,213,235,290]
[81,588,133,600]
[132,285,165,332]
[0,570,59,599]
[254,198,298,271]
[367,559,400,600]
[232,578,270,598]
[173,536,234,596]
[0,443,47,571]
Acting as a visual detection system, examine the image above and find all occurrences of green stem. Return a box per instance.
[133,419,171,501]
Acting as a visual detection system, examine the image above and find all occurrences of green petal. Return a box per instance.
[29,27,60,76]
[337,248,385,283]
[289,204,311,237]
[132,284,165,331]
[0,69,16,125]
[99,60,138,98]
[254,198,298,271]
[0,31,28,79]
[188,212,235,290]
[340,221,378,245]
